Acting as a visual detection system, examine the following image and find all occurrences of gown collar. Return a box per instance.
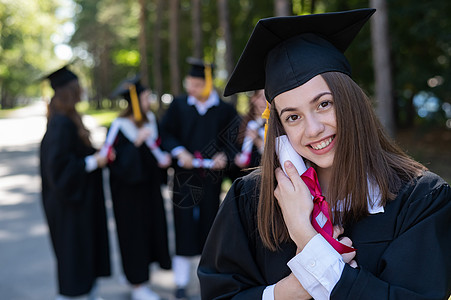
[187,90,220,115]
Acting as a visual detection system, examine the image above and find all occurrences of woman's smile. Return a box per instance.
[308,134,335,152]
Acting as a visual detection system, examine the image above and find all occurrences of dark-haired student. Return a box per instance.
[198,9,451,300]
[40,66,111,300]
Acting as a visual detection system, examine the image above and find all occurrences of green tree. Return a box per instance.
[0,0,62,108]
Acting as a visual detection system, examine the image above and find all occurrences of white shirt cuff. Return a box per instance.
[171,146,186,157]
[262,284,275,300]
[85,155,98,172]
[287,234,345,300]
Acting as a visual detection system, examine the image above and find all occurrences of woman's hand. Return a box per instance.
[134,127,152,147]
[94,152,109,168]
[274,160,317,250]
[274,273,311,300]
[212,152,227,170]
[234,153,248,168]
[177,149,194,169]
[246,127,259,142]
[333,226,358,268]
[158,152,172,168]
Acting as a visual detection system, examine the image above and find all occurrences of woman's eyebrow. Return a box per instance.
[309,92,332,105]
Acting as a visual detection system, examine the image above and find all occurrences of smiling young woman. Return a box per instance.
[198,8,451,300]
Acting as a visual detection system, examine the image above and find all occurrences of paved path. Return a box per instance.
[0,101,200,300]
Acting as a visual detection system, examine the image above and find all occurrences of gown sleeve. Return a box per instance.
[332,174,451,300]
[42,116,91,205]
[198,176,268,299]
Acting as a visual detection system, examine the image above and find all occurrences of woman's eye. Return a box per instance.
[286,115,300,122]
[318,100,332,109]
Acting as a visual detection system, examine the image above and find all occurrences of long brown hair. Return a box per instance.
[47,79,92,147]
[257,72,426,251]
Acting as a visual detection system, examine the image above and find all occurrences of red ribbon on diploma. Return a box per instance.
[301,167,355,254]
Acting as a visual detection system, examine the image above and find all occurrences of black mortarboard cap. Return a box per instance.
[110,75,146,102]
[46,65,78,90]
[224,8,376,102]
[187,57,214,78]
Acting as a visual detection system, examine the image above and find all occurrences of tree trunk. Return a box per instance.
[138,0,149,87]
[152,0,164,116]
[169,0,181,96]
[370,0,395,136]
[191,0,203,59]
[275,0,290,16]
[218,0,237,106]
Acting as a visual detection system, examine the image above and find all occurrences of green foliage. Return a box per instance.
[113,49,140,66]
[2,0,451,130]
[0,0,63,108]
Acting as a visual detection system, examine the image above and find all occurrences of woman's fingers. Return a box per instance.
[339,236,356,264]
[333,225,344,239]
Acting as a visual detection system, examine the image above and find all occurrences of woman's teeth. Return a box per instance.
[311,136,333,150]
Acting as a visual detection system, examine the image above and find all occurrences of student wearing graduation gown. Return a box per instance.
[104,76,172,300]
[159,58,239,299]
[228,89,267,181]
[198,9,451,300]
[40,66,111,300]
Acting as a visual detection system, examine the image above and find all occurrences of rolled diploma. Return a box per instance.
[99,121,120,158]
[275,135,307,176]
[238,120,260,165]
[192,158,214,169]
[177,157,214,169]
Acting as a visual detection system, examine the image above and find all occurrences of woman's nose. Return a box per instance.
[304,115,325,138]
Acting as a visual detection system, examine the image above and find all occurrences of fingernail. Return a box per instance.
[285,161,293,168]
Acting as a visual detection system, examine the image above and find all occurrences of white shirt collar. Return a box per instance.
[367,178,384,214]
[187,90,220,115]
[334,177,385,214]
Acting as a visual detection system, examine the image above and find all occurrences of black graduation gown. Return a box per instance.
[198,171,451,299]
[108,129,171,284]
[40,114,111,297]
[160,94,239,256]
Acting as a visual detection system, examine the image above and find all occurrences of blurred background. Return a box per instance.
[0,0,450,299]
[0,0,450,181]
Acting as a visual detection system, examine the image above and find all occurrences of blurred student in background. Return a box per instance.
[160,58,239,300]
[40,65,111,300]
[103,76,172,300]
[228,89,267,182]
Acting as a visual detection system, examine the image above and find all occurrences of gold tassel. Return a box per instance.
[129,84,142,122]
[261,101,270,144]
[200,65,213,99]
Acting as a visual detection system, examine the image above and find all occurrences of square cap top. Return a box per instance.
[110,75,146,102]
[186,57,215,78]
[224,8,376,102]
[46,65,78,90]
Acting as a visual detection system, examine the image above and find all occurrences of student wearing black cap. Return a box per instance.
[198,9,451,299]
[160,57,239,299]
[102,76,172,300]
[40,66,111,300]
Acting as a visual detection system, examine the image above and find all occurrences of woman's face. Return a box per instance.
[251,89,267,115]
[274,75,337,171]
[139,89,151,112]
